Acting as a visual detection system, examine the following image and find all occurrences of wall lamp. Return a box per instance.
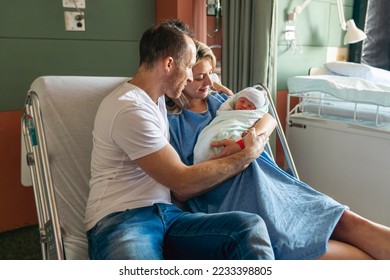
[288,0,367,45]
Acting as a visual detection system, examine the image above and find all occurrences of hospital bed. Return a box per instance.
[286,62,390,227]
[21,76,128,259]
[21,76,298,260]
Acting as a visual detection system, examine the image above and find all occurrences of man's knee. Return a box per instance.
[229,212,274,260]
[229,211,268,233]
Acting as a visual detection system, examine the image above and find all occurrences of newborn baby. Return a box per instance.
[193,87,269,163]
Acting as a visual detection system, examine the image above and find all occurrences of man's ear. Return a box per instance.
[164,56,174,73]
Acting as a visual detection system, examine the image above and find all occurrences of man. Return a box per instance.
[84,19,274,260]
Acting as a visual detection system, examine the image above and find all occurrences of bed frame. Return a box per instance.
[21,77,298,259]
[21,76,128,259]
[286,72,390,227]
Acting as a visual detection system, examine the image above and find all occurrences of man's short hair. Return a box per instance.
[139,19,194,70]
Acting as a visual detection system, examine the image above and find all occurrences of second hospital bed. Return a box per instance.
[286,62,390,227]
[21,76,297,260]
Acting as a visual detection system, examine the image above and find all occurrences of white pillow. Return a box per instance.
[324,61,390,86]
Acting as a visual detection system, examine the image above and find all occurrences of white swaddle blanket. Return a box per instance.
[193,90,269,163]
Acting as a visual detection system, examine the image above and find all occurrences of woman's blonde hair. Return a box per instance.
[166,40,217,114]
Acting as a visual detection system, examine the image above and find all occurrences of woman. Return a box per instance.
[167,40,390,260]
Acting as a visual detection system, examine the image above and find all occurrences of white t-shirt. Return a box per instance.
[84,82,171,231]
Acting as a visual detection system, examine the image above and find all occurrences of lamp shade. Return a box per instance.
[344,19,367,45]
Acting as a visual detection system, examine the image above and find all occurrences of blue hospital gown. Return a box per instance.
[167,92,347,260]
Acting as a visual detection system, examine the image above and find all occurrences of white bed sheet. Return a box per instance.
[287,75,390,107]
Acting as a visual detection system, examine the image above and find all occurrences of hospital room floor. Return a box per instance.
[0,225,41,260]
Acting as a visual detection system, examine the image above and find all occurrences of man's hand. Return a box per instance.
[242,129,269,160]
[210,139,242,160]
[210,128,269,160]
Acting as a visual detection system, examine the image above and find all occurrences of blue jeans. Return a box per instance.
[86,203,274,260]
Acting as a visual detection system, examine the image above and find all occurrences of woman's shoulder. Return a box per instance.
[206,91,230,115]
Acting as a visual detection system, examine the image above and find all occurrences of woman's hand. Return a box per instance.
[212,82,234,96]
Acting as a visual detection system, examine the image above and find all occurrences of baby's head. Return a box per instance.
[233,87,266,110]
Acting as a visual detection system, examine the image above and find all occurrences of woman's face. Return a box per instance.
[182,57,213,100]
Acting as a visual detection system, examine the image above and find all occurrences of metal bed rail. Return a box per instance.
[287,92,390,130]
[254,83,299,180]
[22,91,65,260]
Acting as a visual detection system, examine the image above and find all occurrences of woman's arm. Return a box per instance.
[212,82,234,96]
[251,113,277,138]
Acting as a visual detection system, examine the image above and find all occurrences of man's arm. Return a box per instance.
[135,128,266,201]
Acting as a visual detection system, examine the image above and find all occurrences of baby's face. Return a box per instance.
[235,97,256,110]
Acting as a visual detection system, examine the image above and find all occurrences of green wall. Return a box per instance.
[0,0,357,109]
[0,0,155,111]
[277,0,355,90]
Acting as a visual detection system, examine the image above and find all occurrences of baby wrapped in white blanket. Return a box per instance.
[193,87,269,163]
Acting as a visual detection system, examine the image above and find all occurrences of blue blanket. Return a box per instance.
[168,92,346,260]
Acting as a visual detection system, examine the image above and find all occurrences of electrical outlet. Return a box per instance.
[64,11,85,31]
[285,25,295,41]
[62,0,86,9]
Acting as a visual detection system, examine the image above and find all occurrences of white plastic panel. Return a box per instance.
[286,114,390,226]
